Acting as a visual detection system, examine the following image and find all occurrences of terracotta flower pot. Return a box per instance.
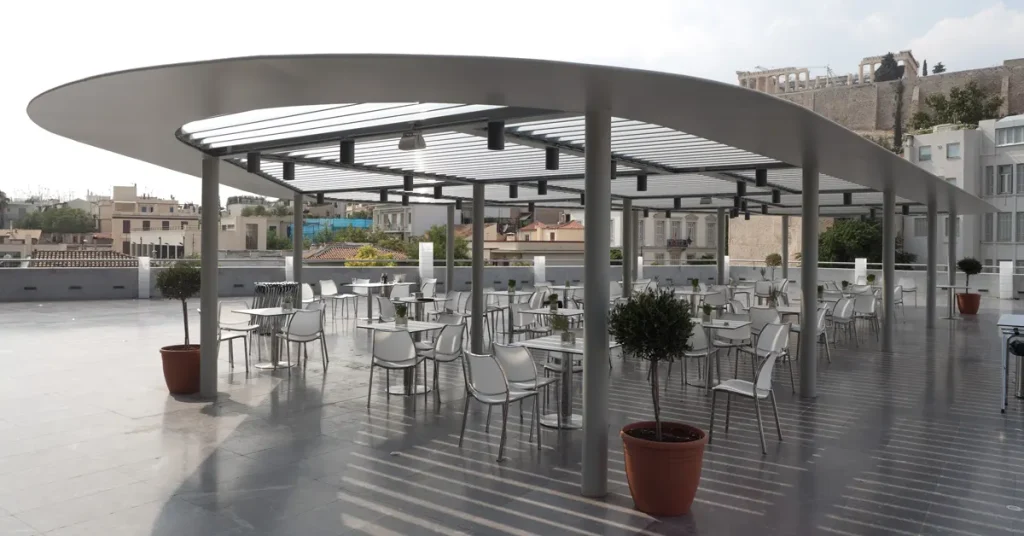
[620,421,707,516]
[160,344,200,394]
[956,293,981,315]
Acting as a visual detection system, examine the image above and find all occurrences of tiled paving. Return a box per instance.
[2,298,1024,535]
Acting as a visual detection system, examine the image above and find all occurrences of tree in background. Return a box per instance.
[909,81,1003,130]
[265,229,292,250]
[241,205,268,217]
[348,210,372,219]
[874,52,902,83]
[346,245,396,267]
[819,218,917,266]
[610,248,623,265]
[227,195,266,205]
[764,252,782,279]
[18,207,95,233]
[892,80,905,153]
[932,62,946,74]
[422,225,469,260]
[270,205,293,217]
[922,60,927,76]
[0,190,8,229]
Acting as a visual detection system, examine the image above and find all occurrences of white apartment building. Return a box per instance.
[373,204,454,239]
[903,116,1024,271]
[568,210,718,263]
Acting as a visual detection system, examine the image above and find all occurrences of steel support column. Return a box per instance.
[199,156,219,398]
[446,204,456,297]
[948,208,957,286]
[622,199,633,298]
[717,207,727,284]
[926,200,937,328]
[582,108,611,498]
[781,215,789,280]
[799,165,818,398]
[882,189,896,352]
[293,193,303,287]
[631,210,640,282]
[471,184,485,353]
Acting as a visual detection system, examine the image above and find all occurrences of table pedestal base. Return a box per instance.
[254,361,298,370]
[387,384,432,395]
[540,413,582,429]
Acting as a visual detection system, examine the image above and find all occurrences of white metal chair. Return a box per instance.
[300,283,316,305]
[831,297,857,346]
[897,277,916,306]
[792,306,831,364]
[418,323,465,392]
[367,330,427,407]
[703,290,729,315]
[276,308,329,371]
[460,351,540,462]
[319,279,358,320]
[351,278,370,318]
[708,323,788,454]
[609,281,623,302]
[375,295,397,322]
[893,285,905,319]
[390,284,411,300]
[849,284,872,296]
[748,306,781,338]
[728,298,749,314]
[218,300,257,372]
[711,312,753,376]
[672,321,717,388]
[852,295,879,341]
[734,322,793,393]
[508,302,549,341]
[754,281,773,305]
[493,344,561,429]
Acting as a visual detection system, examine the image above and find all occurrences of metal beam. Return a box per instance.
[799,165,818,399]
[882,189,895,352]
[926,199,937,328]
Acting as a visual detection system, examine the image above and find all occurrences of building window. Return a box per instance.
[999,165,1013,195]
[169,206,174,213]
[985,166,995,196]
[549,232,555,241]
[654,253,665,263]
[122,220,130,233]
[996,126,1024,146]
[913,217,928,237]
[685,221,697,241]
[142,220,150,231]
[999,212,1013,241]
[523,235,530,241]
[1018,164,1024,194]
[1017,213,1024,242]
[984,213,993,242]
[706,222,716,248]
[655,221,666,245]
[161,221,170,230]
[944,216,959,238]
[181,222,188,230]
[639,223,645,246]
[670,221,682,239]
[918,146,931,161]
[984,259,994,274]
[945,142,961,159]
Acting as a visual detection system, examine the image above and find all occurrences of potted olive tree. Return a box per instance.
[155,261,202,395]
[765,253,782,280]
[956,257,983,315]
[551,314,573,345]
[395,303,409,327]
[609,289,705,516]
[548,292,560,312]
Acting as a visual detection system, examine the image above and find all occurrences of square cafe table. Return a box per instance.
[394,296,450,321]
[357,320,446,395]
[233,307,297,369]
[484,290,534,342]
[514,334,620,429]
[697,319,752,395]
[344,281,416,322]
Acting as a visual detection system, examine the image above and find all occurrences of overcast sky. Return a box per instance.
[2,0,1021,205]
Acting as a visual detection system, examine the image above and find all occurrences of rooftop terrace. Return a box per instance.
[1,298,1022,535]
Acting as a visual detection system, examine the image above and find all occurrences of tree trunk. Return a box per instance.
[181,299,190,346]
[651,360,662,441]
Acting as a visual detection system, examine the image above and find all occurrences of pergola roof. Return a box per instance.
[27,54,994,216]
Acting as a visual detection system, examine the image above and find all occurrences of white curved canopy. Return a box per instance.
[27,54,993,215]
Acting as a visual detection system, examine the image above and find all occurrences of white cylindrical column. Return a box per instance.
[926,200,937,327]
[622,200,633,298]
[446,204,455,296]
[631,210,640,282]
[882,189,896,352]
[799,165,818,398]
[471,185,485,353]
[200,156,220,398]
[582,108,611,498]
[781,215,789,280]
[717,207,727,284]
[948,208,957,285]
[293,193,303,286]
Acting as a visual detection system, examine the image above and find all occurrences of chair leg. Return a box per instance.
[386,369,390,400]
[227,337,234,368]
[533,395,541,449]
[497,403,509,463]
[823,331,832,363]
[770,391,783,440]
[554,380,562,429]
[423,360,429,405]
[753,395,767,455]
[366,363,375,408]
[724,392,732,433]
[787,356,796,394]
[459,396,470,447]
[321,336,329,370]
[708,390,717,444]
[486,405,492,433]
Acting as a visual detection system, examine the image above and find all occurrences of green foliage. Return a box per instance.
[547,293,559,305]
[765,253,782,267]
[550,314,569,332]
[932,62,946,74]
[957,257,982,288]
[701,303,713,316]
[155,261,202,345]
[610,248,623,261]
[866,274,876,283]
[266,229,291,250]
[841,280,849,288]
[346,245,396,267]
[18,207,95,233]
[348,210,371,219]
[227,195,266,206]
[874,52,902,83]
[270,205,293,217]
[507,279,516,289]
[311,227,336,245]
[0,190,8,228]
[922,60,928,76]
[608,289,694,441]
[911,81,1003,130]
[240,205,268,217]
[422,225,469,260]
[819,219,882,263]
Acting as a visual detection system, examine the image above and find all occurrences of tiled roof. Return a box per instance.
[305,243,408,261]
[557,221,584,230]
[0,229,42,242]
[454,224,474,238]
[29,250,138,268]
[519,221,550,231]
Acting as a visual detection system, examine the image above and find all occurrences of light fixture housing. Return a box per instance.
[771,189,781,204]
[870,208,877,220]
[733,196,741,209]
[699,196,711,205]
[537,180,547,195]
[403,175,413,192]
[761,204,768,214]
[509,184,518,199]
[246,152,260,173]
[379,189,387,203]
[545,147,559,170]
[755,168,768,187]
[398,131,426,151]
[580,193,585,205]
[843,192,852,205]
[487,121,505,150]
[902,204,910,215]
[610,160,617,180]
[283,161,295,181]
[528,202,535,212]
[433,186,442,199]
[455,199,463,210]
[339,140,355,164]
[316,193,324,204]
[736,182,746,197]
[744,210,750,220]
[665,210,671,219]
[643,208,649,218]
[402,194,409,206]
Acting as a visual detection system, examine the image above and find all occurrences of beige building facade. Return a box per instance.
[97,186,200,255]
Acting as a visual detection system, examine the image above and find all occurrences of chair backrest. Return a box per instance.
[728,299,748,314]
[218,300,253,327]
[320,280,338,297]
[813,307,829,333]
[856,276,867,285]
[833,297,855,320]
[462,351,508,398]
[390,285,411,300]
[754,281,773,296]
[286,309,322,337]
[435,312,465,325]
[853,295,876,314]
[421,280,436,298]
[434,324,465,357]
[821,291,843,303]
[376,295,397,321]
[352,278,369,297]
[689,321,709,352]
[528,290,544,309]
[301,283,315,301]
[823,281,840,292]
[749,306,780,333]
[850,284,872,295]
[457,291,471,312]
[704,291,727,307]
[493,344,539,384]
[305,299,324,311]
[372,330,417,363]
[755,347,783,392]
[509,302,534,328]
[897,277,916,291]
[756,322,790,359]
[716,312,752,341]
[609,281,623,299]
[894,285,903,301]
